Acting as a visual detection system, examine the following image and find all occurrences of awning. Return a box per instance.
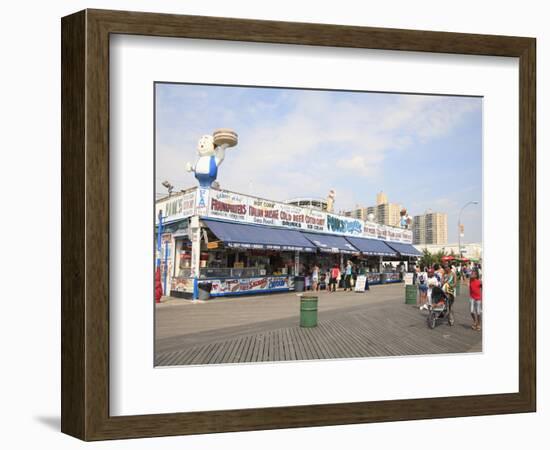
[385,242,423,257]
[202,219,316,252]
[345,237,397,256]
[301,232,359,254]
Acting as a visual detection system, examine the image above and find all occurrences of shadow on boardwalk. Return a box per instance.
[155,284,481,366]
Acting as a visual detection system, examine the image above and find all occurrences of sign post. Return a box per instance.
[163,239,169,297]
[190,215,202,300]
[354,275,367,292]
[155,210,164,303]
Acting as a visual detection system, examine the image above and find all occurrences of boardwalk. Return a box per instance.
[155,283,481,366]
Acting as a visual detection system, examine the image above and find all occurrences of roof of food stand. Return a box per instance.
[301,232,359,254]
[203,219,417,257]
[345,236,398,257]
[385,242,423,257]
[203,219,316,252]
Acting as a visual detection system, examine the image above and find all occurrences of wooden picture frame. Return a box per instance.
[61,9,536,441]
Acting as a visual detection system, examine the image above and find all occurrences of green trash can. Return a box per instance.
[405,284,417,305]
[300,294,318,327]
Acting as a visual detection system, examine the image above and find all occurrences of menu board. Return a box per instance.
[208,189,328,232]
[354,275,368,292]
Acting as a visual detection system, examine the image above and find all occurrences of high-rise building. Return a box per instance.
[366,203,402,227]
[343,192,403,227]
[376,191,388,206]
[344,205,368,220]
[413,212,448,245]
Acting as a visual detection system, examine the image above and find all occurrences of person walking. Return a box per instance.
[463,265,470,283]
[438,264,445,283]
[343,260,353,292]
[312,264,320,291]
[469,269,482,331]
[398,262,405,281]
[442,265,456,313]
[433,263,443,285]
[324,267,331,291]
[329,264,340,292]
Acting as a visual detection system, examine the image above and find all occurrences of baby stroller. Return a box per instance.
[427,285,455,329]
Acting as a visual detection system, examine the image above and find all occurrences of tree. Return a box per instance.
[419,249,434,268]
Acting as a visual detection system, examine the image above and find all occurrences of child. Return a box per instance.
[425,269,440,308]
[430,283,446,306]
[417,266,428,309]
[304,272,311,291]
[469,269,482,331]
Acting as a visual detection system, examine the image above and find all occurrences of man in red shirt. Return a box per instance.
[469,270,482,331]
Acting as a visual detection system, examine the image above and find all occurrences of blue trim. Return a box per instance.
[196,172,215,188]
[345,236,398,257]
[198,275,289,281]
[209,155,218,178]
[210,287,292,297]
[193,278,198,300]
[301,232,359,254]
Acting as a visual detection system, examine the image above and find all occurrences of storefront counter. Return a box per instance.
[170,274,294,298]
[364,272,403,285]
[366,272,382,285]
[170,272,403,299]
[383,272,403,283]
[207,275,294,297]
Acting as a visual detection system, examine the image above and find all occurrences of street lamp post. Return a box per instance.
[458,201,479,259]
[161,180,174,196]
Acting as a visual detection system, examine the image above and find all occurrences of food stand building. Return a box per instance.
[155,186,421,299]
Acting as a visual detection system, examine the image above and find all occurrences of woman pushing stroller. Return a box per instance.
[442,265,456,313]
[426,267,455,328]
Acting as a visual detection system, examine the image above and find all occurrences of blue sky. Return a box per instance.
[155,83,482,243]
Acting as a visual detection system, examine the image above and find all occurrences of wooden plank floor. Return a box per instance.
[155,284,482,366]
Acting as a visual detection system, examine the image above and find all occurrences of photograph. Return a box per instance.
[153,83,483,367]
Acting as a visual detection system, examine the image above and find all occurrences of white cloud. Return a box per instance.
[336,154,384,175]
[156,86,480,211]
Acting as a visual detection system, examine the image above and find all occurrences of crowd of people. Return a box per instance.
[300,259,412,293]
[414,262,483,331]
[301,260,370,293]
[300,257,483,331]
